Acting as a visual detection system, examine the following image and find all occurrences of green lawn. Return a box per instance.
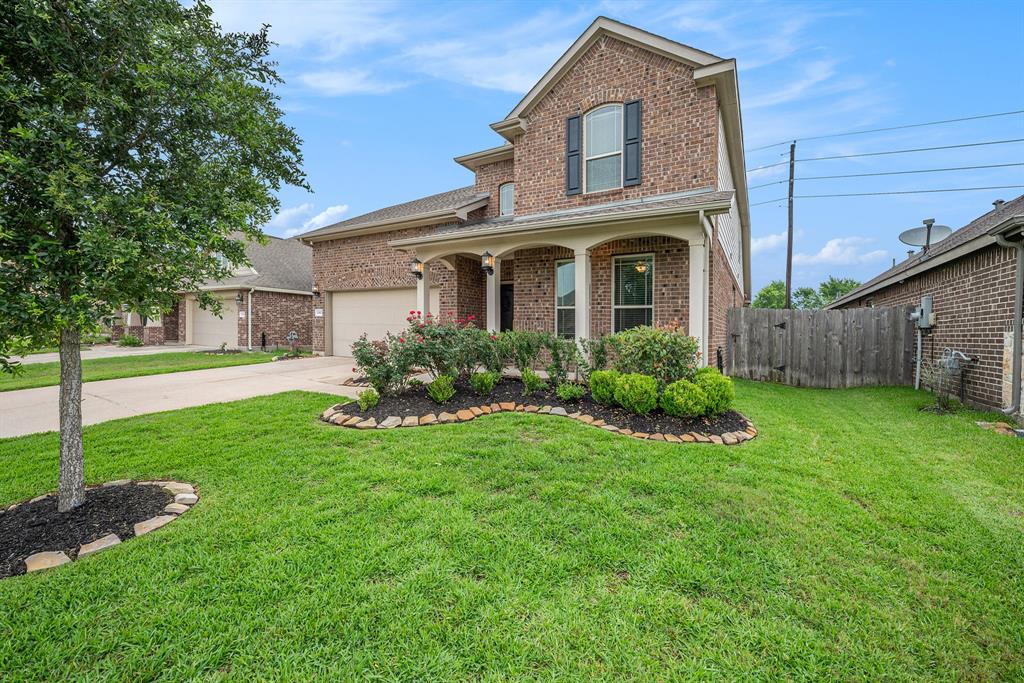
[0,382,1021,681]
[0,351,277,391]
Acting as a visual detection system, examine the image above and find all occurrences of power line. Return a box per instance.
[750,184,1024,207]
[748,162,1024,190]
[746,138,1024,173]
[747,109,1024,152]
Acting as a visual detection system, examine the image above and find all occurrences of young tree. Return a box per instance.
[752,280,786,308]
[818,276,861,305]
[792,286,823,310]
[0,1,306,511]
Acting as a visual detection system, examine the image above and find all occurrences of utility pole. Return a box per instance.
[785,140,796,309]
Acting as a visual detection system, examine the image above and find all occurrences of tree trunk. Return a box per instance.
[58,326,85,512]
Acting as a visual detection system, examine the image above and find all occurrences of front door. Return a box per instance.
[500,284,514,332]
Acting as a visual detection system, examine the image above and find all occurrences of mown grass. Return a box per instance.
[0,351,276,392]
[0,382,1021,681]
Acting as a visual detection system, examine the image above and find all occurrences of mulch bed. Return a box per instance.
[342,377,750,437]
[0,484,172,578]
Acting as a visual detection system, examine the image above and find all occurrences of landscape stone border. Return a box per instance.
[20,480,198,574]
[320,403,758,445]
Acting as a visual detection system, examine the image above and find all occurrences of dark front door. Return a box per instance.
[500,284,514,331]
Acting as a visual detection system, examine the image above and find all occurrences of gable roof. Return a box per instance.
[297,186,489,242]
[202,235,312,294]
[828,194,1024,308]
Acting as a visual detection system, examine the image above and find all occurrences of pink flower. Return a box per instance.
[467,314,475,321]
[409,310,415,315]
[490,335,497,341]
[351,367,356,372]
[399,337,405,343]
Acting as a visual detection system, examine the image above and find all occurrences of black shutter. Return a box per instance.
[565,114,582,196]
[623,99,642,187]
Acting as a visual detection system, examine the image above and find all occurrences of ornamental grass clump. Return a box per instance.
[608,323,700,389]
[613,373,659,415]
[693,367,735,416]
[427,375,456,404]
[589,370,620,406]
[660,380,708,418]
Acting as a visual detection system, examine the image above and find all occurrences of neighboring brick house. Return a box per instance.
[299,17,751,365]
[829,196,1024,413]
[114,236,313,350]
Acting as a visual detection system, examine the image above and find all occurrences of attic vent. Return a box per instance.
[993,199,1006,209]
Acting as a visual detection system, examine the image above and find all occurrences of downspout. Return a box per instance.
[995,233,1023,415]
[247,288,254,352]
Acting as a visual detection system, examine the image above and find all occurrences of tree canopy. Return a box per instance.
[752,276,861,310]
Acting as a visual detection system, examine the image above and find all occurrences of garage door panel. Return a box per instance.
[331,288,439,356]
[192,296,239,348]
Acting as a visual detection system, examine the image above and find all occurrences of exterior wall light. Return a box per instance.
[481,251,495,275]
[634,261,649,274]
[410,257,424,280]
[235,292,244,306]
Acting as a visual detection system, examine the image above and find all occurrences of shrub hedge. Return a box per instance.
[614,373,659,415]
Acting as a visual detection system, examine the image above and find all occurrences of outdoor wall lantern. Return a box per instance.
[481,251,495,275]
[410,257,424,280]
[235,292,244,306]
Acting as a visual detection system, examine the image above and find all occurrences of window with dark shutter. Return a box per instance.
[623,99,641,187]
[565,114,582,196]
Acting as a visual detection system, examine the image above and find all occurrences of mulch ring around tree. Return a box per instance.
[0,480,199,579]
[322,378,757,445]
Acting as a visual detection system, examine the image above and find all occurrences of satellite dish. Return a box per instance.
[899,218,952,252]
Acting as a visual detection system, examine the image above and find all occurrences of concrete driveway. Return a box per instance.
[18,343,219,365]
[0,356,359,438]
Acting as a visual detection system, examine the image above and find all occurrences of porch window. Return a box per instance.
[613,254,653,332]
[584,104,622,193]
[499,182,515,216]
[555,259,575,338]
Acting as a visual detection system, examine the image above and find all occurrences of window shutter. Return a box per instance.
[565,114,582,196]
[623,99,642,187]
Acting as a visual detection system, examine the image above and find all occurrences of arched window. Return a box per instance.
[499,182,514,216]
[584,103,623,193]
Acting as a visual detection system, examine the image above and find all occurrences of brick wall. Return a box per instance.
[161,301,180,343]
[238,290,313,350]
[838,243,1016,409]
[474,158,514,219]
[499,34,718,217]
[709,225,743,370]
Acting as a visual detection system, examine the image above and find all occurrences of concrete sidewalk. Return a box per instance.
[0,356,359,438]
[17,344,219,365]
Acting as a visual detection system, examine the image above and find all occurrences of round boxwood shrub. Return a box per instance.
[613,373,659,415]
[589,370,620,406]
[660,380,708,417]
[693,367,735,416]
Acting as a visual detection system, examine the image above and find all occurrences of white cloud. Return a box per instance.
[794,237,888,266]
[300,69,408,96]
[302,205,350,231]
[265,203,314,232]
[751,231,788,255]
[264,203,350,237]
[745,60,838,109]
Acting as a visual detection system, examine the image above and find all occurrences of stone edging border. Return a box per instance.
[320,403,757,445]
[14,480,198,574]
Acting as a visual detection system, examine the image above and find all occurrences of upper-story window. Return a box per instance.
[584,104,623,193]
[499,182,515,216]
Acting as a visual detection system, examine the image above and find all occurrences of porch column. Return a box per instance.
[688,240,708,365]
[417,260,431,319]
[574,249,591,345]
[486,257,501,333]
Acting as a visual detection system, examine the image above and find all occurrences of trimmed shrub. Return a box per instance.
[470,371,499,396]
[543,333,578,387]
[589,370,620,406]
[660,380,708,417]
[608,323,700,389]
[614,373,659,415]
[520,368,547,395]
[357,388,379,411]
[118,334,142,347]
[351,333,417,395]
[498,330,544,375]
[427,375,456,404]
[693,367,735,416]
[577,336,609,383]
[555,382,586,402]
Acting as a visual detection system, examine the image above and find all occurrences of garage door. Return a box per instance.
[191,295,239,348]
[330,288,439,356]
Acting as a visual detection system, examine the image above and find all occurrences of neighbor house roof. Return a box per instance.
[297,186,490,242]
[201,235,313,294]
[828,194,1024,309]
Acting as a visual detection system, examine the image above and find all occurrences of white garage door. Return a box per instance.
[192,295,239,348]
[330,288,439,356]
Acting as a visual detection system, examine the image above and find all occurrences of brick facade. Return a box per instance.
[708,224,744,370]
[474,158,514,219]
[837,243,1017,409]
[238,290,313,350]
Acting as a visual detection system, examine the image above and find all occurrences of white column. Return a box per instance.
[486,257,501,332]
[574,250,591,345]
[417,260,431,319]
[688,240,708,365]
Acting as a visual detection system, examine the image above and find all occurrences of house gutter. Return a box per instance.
[994,232,1023,415]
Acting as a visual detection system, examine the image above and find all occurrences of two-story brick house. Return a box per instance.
[300,17,751,365]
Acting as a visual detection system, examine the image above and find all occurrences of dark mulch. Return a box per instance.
[342,378,750,436]
[0,483,173,578]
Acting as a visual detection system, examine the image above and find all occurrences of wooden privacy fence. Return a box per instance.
[726,306,916,388]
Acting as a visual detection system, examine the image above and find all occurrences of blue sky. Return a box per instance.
[209,0,1024,294]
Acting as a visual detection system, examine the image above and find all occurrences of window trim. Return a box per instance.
[554,258,576,338]
[499,182,515,216]
[611,253,654,333]
[582,103,624,195]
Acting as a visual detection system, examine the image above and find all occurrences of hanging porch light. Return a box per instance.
[410,257,424,280]
[481,251,495,275]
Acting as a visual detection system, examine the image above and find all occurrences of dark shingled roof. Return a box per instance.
[831,194,1024,307]
[298,186,488,239]
[204,236,312,293]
